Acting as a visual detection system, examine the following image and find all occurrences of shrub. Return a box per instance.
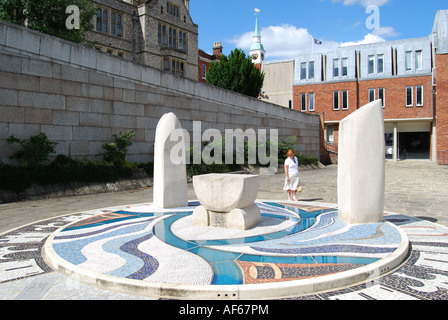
[6,133,57,166]
[101,130,135,166]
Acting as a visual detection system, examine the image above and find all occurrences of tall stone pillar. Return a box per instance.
[153,113,188,209]
[338,100,385,224]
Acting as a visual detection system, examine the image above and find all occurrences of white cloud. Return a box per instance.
[229,24,340,60]
[372,26,399,37]
[340,33,386,46]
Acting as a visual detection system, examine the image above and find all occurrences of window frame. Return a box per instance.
[377,54,384,73]
[405,51,413,71]
[416,85,424,106]
[309,61,315,80]
[415,50,423,71]
[333,59,339,78]
[341,90,348,110]
[333,91,340,110]
[368,55,375,74]
[378,88,385,108]
[406,86,413,107]
[368,88,376,103]
[309,92,315,112]
[341,58,348,76]
[300,93,307,112]
[300,62,307,80]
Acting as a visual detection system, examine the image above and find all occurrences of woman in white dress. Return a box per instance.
[283,149,300,201]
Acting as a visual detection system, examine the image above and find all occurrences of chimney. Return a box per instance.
[213,42,223,57]
[184,0,190,11]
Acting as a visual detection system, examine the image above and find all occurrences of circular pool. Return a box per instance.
[42,201,409,299]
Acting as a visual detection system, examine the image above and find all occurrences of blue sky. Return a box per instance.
[190,0,447,60]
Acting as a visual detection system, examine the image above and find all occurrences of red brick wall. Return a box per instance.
[293,75,434,164]
[436,54,448,165]
[358,76,433,120]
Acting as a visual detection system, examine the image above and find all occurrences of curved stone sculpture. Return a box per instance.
[338,100,385,224]
[153,113,188,209]
[192,174,261,230]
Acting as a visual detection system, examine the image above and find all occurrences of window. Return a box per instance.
[405,51,412,71]
[333,59,339,77]
[111,13,122,37]
[415,50,422,70]
[378,88,385,107]
[96,9,102,31]
[301,93,307,112]
[163,58,170,72]
[369,88,375,102]
[333,91,340,110]
[406,86,413,106]
[309,61,315,79]
[326,125,334,143]
[202,64,206,79]
[368,55,375,74]
[179,31,187,52]
[342,90,348,110]
[102,10,108,33]
[377,54,384,73]
[167,2,179,18]
[342,58,348,76]
[301,62,307,80]
[309,93,315,112]
[416,85,423,106]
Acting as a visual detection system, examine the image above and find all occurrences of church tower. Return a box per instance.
[249,9,265,70]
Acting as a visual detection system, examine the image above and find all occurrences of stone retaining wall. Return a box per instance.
[0,20,320,164]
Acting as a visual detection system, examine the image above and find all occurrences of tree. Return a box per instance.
[0,0,95,43]
[206,48,265,98]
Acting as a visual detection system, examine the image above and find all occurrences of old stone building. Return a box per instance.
[85,0,198,80]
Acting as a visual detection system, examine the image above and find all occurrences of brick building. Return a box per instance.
[86,0,199,81]
[263,9,448,165]
[198,42,223,83]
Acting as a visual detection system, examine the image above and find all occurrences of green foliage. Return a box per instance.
[101,131,135,166]
[0,157,134,192]
[0,0,95,43]
[7,133,58,166]
[206,48,265,98]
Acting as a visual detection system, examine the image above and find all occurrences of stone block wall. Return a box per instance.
[0,21,320,164]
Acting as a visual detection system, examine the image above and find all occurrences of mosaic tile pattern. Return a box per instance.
[42,202,401,286]
[1,202,448,299]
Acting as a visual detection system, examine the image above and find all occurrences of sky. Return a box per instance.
[189,0,447,61]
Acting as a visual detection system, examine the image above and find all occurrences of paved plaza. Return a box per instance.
[0,160,447,300]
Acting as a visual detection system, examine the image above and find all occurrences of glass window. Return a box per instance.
[342,58,348,76]
[163,58,170,71]
[415,51,422,70]
[158,24,162,44]
[405,51,412,71]
[326,125,334,143]
[96,9,102,31]
[172,29,177,49]
[416,85,423,106]
[202,64,206,79]
[117,14,122,37]
[369,88,375,102]
[333,91,339,110]
[162,25,167,46]
[378,88,385,107]
[111,13,116,35]
[301,62,307,80]
[309,61,315,79]
[102,10,108,33]
[301,93,307,112]
[377,54,384,73]
[368,55,375,74]
[406,86,413,106]
[309,93,315,111]
[342,90,348,110]
[333,59,339,77]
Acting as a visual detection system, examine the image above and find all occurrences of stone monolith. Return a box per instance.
[338,100,385,224]
[153,113,188,209]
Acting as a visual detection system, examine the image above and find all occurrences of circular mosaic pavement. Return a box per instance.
[42,201,410,299]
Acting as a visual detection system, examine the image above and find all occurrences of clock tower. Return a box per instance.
[249,9,265,70]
